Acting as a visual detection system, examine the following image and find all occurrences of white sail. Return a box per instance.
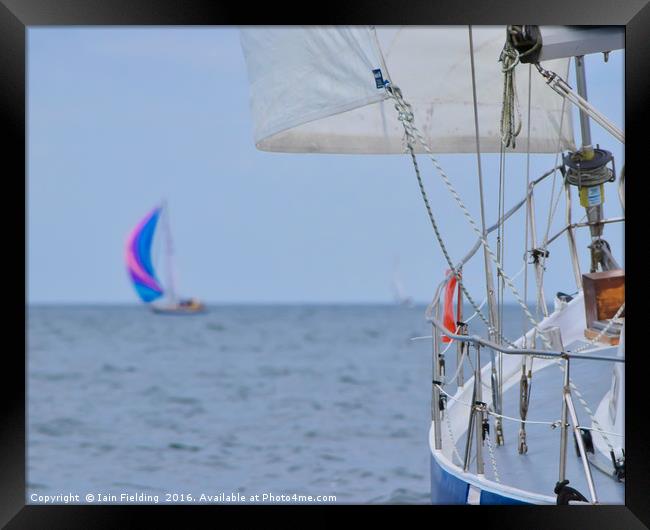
[392,257,413,306]
[160,201,178,305]
[240,26,575,154]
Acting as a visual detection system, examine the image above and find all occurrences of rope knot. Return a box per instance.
[387,83,417,151]
[499,44,520,72]
[386,84,414,124]
[396,107,414,124]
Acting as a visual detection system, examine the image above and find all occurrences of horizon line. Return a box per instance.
[26,300,534,307]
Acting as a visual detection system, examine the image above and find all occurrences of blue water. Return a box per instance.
[27,303,525,504]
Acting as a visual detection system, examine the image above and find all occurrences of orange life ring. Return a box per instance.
[441,270,461,343]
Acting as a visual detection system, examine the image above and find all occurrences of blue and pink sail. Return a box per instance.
[125,206,165,303]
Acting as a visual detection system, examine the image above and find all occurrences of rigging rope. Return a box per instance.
[526,60,570,348]
[423,264,523,390]
[534,63,625,144]
[484,423,501,483]
[436,383,559,426]
[564,162,614,188]
[380,44,625,465]
[499,38,522,148]
[387,65,620,452]
[444,405,465,466]
[572,303,625,354]
[386,84,503,346]
[547,303,626,456]
[435,382,623,440]
[518,63,535,454]
[396,85,621,454]
[469,26,504,442]
[522,64,532,346]
[387,85,616,465]
[385,84,554,353]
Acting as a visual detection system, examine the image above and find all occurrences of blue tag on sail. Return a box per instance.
[372,69,385,89]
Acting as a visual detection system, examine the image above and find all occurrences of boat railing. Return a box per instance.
[423,161,624,503]
[560,355,598,503]
[447,163,624,296]
[426,310,623,363]
[546,216,624,247]
[424,160,625,360]
[434,329,604,503]
[454,165,560,270]
[427,282,621,505]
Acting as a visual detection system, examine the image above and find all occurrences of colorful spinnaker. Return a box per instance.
[125,206,164,303]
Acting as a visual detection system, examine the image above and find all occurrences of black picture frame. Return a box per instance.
[3,1,648,527]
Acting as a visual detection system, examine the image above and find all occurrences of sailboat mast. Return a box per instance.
[161,200,178,304]
[574,56,593,151]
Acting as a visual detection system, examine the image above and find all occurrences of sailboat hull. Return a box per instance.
[427,295,625,505]
[150,302,207,315]
[430,451,538,505]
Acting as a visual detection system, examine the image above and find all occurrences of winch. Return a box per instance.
[563,146,618,272]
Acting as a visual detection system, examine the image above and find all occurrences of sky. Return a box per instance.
[27,27,624,305]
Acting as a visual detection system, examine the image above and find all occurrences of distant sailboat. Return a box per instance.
[125,202,206,314]
[392,258,414,307]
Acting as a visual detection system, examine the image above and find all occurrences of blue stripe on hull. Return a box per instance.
[430,453,469,504]
[430,454,532,505]
[479,489,530,505]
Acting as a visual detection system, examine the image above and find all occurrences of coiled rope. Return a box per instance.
[499,39,522,148]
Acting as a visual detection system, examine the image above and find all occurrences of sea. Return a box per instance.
[27,303,529,505]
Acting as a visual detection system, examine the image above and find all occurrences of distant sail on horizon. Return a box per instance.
[125,203,206,314]
[125,206,164,303]
[392,257,414,307]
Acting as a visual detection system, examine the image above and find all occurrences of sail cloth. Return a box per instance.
[240,26,575,154]
[125,207,165,303]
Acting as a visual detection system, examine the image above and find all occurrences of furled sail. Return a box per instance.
[240,26,575,154]
[125,206,164,303]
